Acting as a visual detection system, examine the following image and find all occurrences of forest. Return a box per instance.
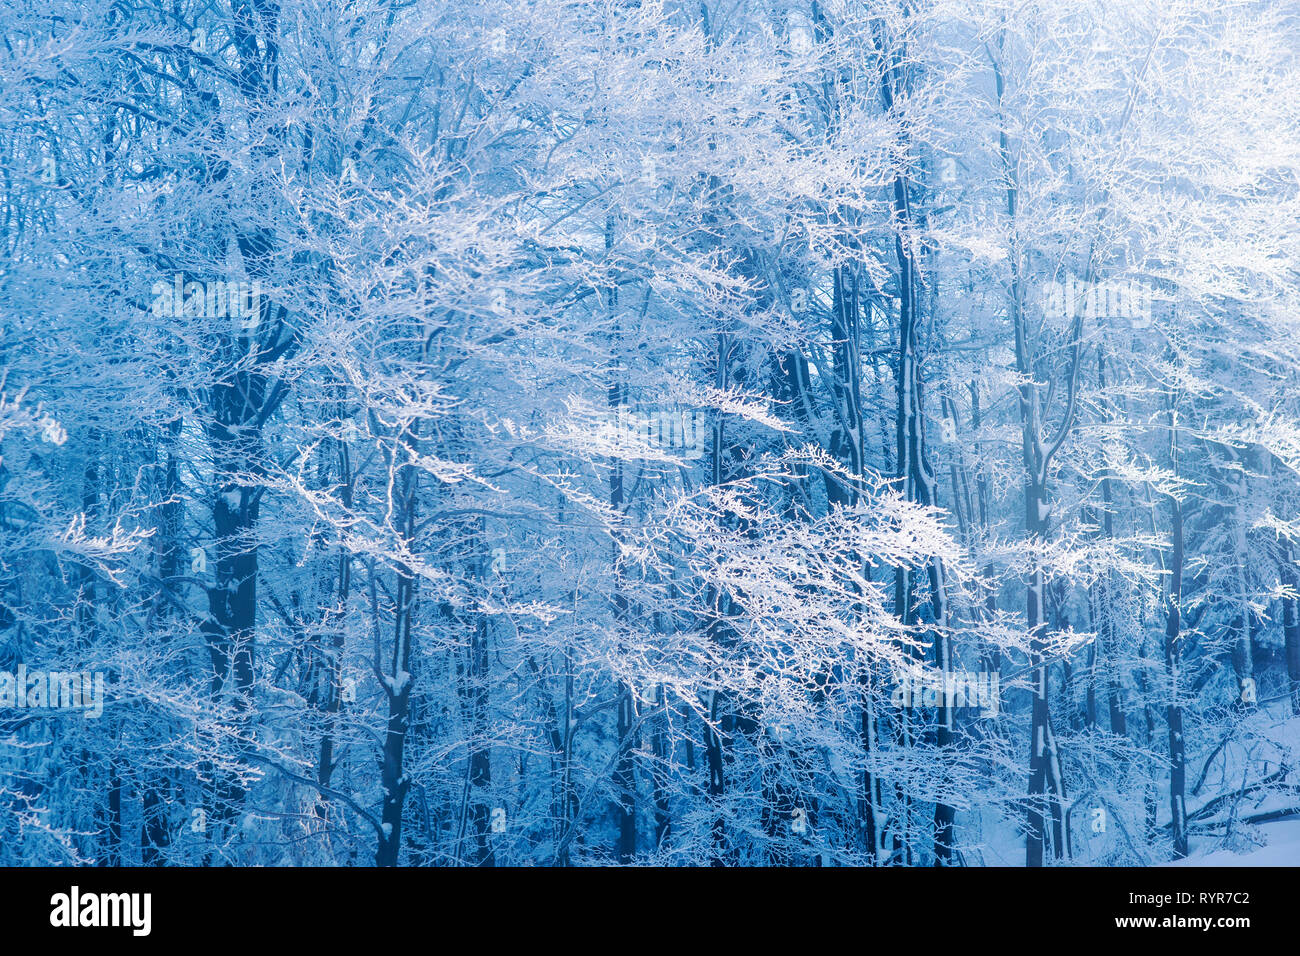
[1,0,1298,867]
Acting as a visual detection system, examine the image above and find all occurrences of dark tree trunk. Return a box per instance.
[606,220,637,864]
[1165,495,1188,858]
[376,426,419,867]
[1282,550,1300,715]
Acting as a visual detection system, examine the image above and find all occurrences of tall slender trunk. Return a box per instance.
[468,614,493,866]
[198,0,286,839]
[1164,494,1187,859]
[375,426,418,867]
[1090,354,1127,737]
[317,421,353,798]
[203,378,264,830]
[1282,548,1300,715]
[143,418,182,864]
[1162,372,1188,859]
[992,33,1073,866]
[874,10,954,865]
[607,218,637,864]
[701,330,739,865]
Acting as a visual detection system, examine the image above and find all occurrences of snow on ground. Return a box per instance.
[1170,820,1300,866]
